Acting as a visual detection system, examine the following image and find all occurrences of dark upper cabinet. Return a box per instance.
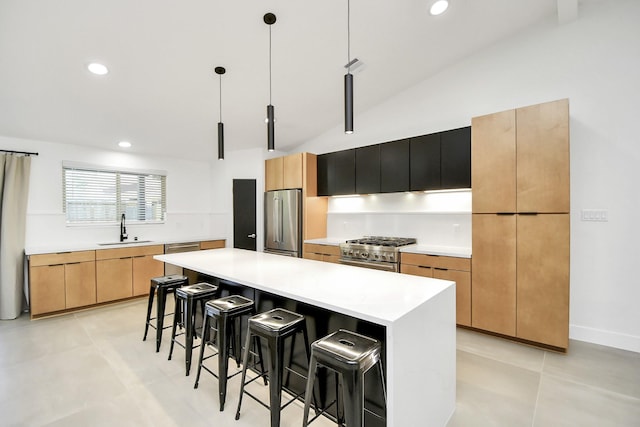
[317,149,356,196]
[440,126,471,189]
[410,133,441,191]
[380,139,410,193]
[355,145,380,194]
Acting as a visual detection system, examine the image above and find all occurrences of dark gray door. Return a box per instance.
[233,179,256,251]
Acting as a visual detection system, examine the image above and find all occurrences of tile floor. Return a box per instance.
[1,299,638,427]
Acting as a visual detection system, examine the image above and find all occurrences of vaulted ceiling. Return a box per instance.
[1,0,568,160]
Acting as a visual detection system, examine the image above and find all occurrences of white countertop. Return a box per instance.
[304,238,471,258]
[155,248,453,326]
[25,236,226,256]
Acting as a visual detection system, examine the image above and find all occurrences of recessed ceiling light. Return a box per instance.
[87,62,109,75]
[430,0,449,16]
[118,141,131,148]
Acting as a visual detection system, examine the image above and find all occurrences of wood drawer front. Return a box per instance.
[400,264,433,278]
[401,253,470,271]
[304,252,323,262]
[30,250,95,266]
[200,240,225,250]
[322,254,341,264]
[304,243,341,256]
[96,244,164,260]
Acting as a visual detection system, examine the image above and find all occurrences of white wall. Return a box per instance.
[297,0,640,352]
[0,135,216,250]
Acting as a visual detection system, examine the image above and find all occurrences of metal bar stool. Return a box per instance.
[168,282,219,376]
[302,329,387,427]
[235,308,317,427]
[193,294,259,411]
[143,274,188,352]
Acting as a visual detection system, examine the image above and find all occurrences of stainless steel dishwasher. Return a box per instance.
[163,242,200,279]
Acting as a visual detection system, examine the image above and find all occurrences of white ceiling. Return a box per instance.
[0,0,563,161]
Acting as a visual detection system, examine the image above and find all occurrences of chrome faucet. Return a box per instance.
[120,213,128,242]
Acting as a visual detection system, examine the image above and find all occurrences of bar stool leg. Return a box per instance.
[302,354,318,427]
[217,313,231,411]
[143,284,155,341]
[155,286,167,352]
[267,336,285,427]
[193,312,211,389]
[343,370,365,427]
[184,298,196,376]
[168,295,181,361]
[235,330,254,420]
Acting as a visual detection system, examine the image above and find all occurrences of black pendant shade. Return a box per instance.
[217,122,224,160]
[267,104,275,151]
[345,73,354,134]
[215,66,226,160]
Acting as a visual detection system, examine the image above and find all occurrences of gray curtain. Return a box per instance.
[0,154,32,320]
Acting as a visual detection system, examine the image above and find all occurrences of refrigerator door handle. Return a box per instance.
[278,197,284,243]
[272,197,280,243]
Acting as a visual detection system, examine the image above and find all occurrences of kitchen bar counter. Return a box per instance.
[155,248,456,426]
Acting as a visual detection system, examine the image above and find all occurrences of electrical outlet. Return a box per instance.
[581,209,608,222]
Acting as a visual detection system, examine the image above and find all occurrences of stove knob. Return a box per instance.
[388,253,394,261]
[380,253,387,260]
[348,250,354,256]
[361,252,369,258]
[373,253,379,259]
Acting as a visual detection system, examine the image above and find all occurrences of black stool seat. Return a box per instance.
[168,282,219,376]
[194,295,255,411]
[302,329,387,427]
[235,308,317,427]
[143,274,188,352]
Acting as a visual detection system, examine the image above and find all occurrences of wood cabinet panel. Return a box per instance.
[95,244,163,260]
[265,157,284,191]
[322,254,341,264]
[516,99,570,213]
[200,240,225,250]
[401,253,470,271]
[304,252,323,262]
[283,153,303,189]
[65,261,96,309]
[471,214,517,336]
[434,268,471,327]
[516,214,570,348]
[132,255,165,297]
[96,257,132,303]
[471,110,517,213]
[304,243,340,257]
[30,265,66,315]
[400,264,433,277]
[30,250,95,267]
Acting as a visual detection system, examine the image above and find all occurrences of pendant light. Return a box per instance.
[345,0,354,134]
[264,13,277,151]
[215,66,226,160]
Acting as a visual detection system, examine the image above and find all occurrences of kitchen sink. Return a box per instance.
[97,240,153,246]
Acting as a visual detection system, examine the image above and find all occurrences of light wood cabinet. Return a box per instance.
[65,261,96,309]
[29,250,96,316]
[200,239,225,250]
[265,153,303,191]
[401,252,472,327]
[471,215,517,335]
[96,244,164,303]
[471,98,570,349]
[303,243,340,264]
[30,264,65,315]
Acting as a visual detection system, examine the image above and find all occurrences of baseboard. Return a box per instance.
[570,324,640,353]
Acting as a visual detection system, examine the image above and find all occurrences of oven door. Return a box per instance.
[339,258,399,272]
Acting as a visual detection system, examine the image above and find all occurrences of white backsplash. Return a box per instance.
[326,191,472,248]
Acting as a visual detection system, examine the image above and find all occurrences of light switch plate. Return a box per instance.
[581,209,608,222]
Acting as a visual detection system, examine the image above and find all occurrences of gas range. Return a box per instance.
[339,236,417,272]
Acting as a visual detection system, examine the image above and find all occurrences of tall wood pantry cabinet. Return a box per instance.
[471,98,570,350]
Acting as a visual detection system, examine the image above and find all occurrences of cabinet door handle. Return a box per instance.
[120,257,131,260]
[434,267,448,271]
[133,255,146,258]
[417,265,432,269]
[519,212,538,215]
[66,262,81,265]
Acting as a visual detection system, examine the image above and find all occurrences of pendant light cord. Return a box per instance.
[269,25,273,105]
[347,0,351,73]
[219,74,222,122]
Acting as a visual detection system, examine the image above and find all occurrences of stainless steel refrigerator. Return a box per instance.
[264,189,302,257]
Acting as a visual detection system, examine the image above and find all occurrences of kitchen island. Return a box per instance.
[155,248,456,427]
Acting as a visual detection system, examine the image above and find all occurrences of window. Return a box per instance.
[63,162,166,224]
